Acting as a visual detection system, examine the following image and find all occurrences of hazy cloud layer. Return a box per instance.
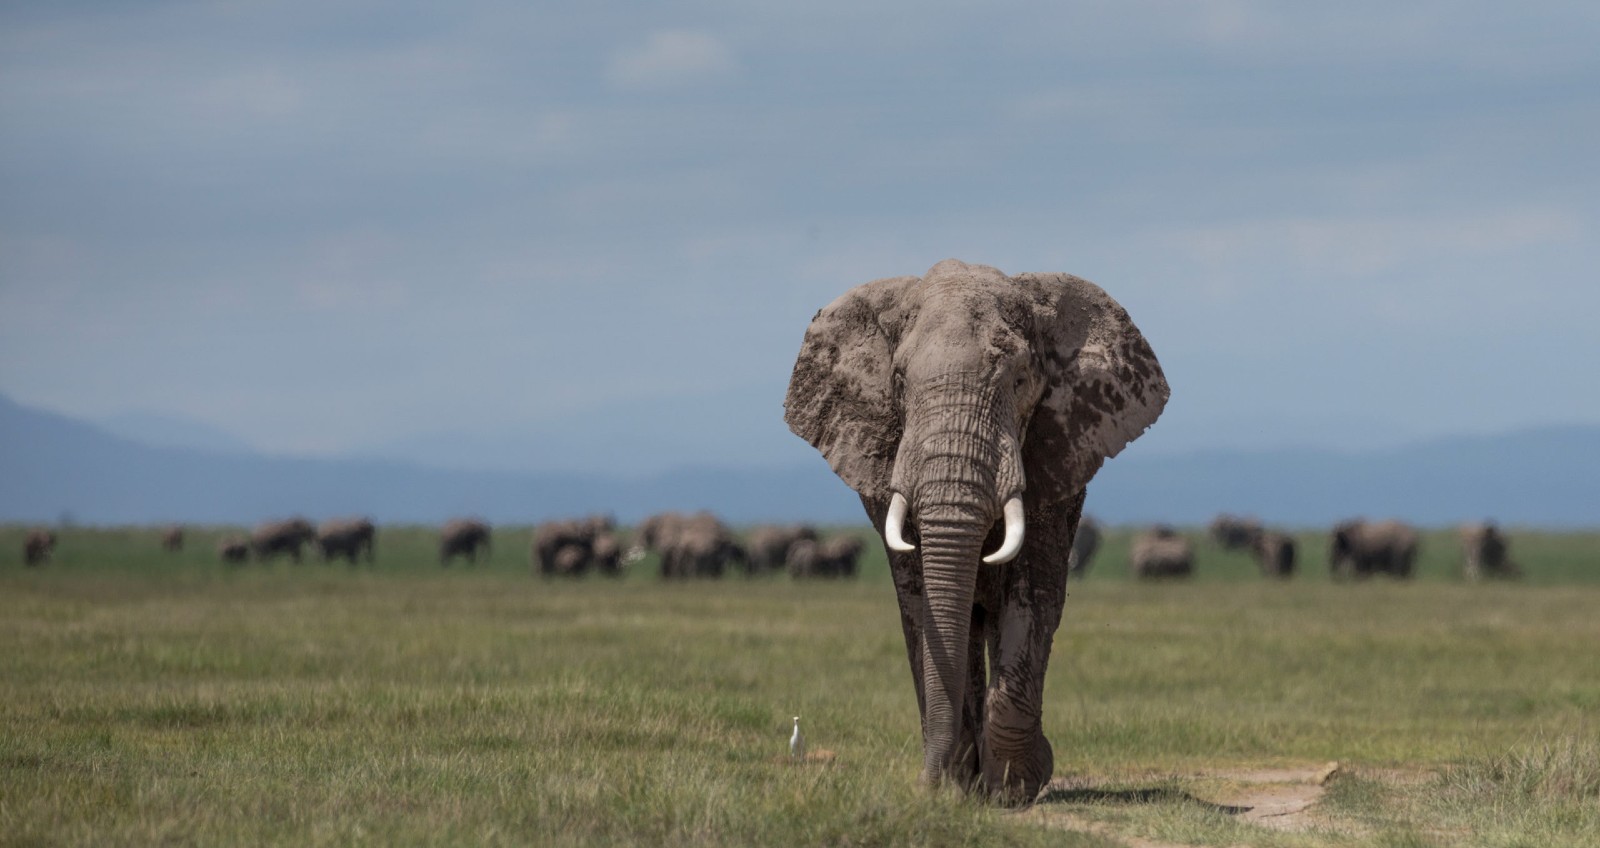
[608,30,736,89]
[1,1,1596,462]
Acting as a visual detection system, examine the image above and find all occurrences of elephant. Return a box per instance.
[217,536,250,565]
[23,529,57,567]
[657,512,745,579]
[1130,526,1194,579]
[746,524,819,574]
[531,516,624,577]
[1459,521,1519,581]
[1066,514,1101,577]
[251,518,316,563]
[1329,519,1419,579]
[1209,514,1263,550]
[160,525,185,552]
[551,544,589,576]
[787,534,865,578]
[784,259,1168,804]
[317,517,376,566]
[438,518,492,566]
[630,508,720,572]
[591,532,624,577]
[818,534,865,577]
[1252,530,1296,579]
[783,537,822,577]
[634,512,681,553]
[533,519,590,576]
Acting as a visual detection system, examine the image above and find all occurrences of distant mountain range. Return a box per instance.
[95,410,258,455]
[2,393,1596,527]
[362,384,818,476]
[0,393,856,525]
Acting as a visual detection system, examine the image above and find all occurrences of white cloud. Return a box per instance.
[607,30,736,90]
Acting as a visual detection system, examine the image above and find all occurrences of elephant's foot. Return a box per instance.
[981,733,1053,806]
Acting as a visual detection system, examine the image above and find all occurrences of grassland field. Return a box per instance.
[2,523,1598,847]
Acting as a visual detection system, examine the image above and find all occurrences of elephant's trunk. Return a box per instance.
[914,501,990,786]
[894,373,1026,788]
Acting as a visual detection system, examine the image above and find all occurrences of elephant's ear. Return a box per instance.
[1015,272,1169,500]
[784,276,919,499]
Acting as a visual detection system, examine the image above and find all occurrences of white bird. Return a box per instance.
[789,716,806,761]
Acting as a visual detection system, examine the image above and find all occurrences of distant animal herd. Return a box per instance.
[15,512,1520,581]
[1072,513,1517,581]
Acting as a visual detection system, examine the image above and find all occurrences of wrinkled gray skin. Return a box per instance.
[161,525,185,552]
[252,518,316,563]
[1209,514,1263,550]
[787,534,865,578]
[746,524,819,574]
[1130,526,1193,579]
[1329,519,1419,579]
[217,536,249,565]
[1459,521,1518,581]
[1066,515,1101,577]
[23,529,56,567]
[317,517,376,566]
[439,518,491,566]
[1252,530,1296,579]
[785,259,1168,805]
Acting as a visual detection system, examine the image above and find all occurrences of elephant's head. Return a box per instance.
[784,259,1167,789]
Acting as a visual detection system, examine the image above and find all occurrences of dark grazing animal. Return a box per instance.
[439,518,492,566]
[1252,530,1297,578]
[251,518,316,563]
[218,536,250,564]
[1329,519,1419,579]
[317,517,376,565]
[23,529,57,567]
[1131,526,1194,579]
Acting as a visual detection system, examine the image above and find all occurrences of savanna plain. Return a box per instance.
[2,525,1598,847]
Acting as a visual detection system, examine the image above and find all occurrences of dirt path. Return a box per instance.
[1029,761,1343,846]
[1208,763,1340,831]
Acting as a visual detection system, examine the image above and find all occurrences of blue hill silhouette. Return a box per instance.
[2,393,1595,527]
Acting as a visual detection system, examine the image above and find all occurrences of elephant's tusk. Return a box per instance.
[884,492,916,552]
[983,497,1026,564]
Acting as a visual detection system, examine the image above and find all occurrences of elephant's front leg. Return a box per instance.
[864,495,984,785]
[980,493,1078,805]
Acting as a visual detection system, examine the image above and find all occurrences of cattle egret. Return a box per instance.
[789,716,805,761]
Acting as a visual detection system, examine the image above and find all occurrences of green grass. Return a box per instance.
[2,524,1598,846]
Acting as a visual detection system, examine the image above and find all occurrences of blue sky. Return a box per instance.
[2,2,1596,468]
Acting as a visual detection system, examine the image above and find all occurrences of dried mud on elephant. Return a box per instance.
[785,259,1168,804]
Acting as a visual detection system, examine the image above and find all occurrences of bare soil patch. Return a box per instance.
[1030,761,1350,845]
[1197,763,1340,831]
